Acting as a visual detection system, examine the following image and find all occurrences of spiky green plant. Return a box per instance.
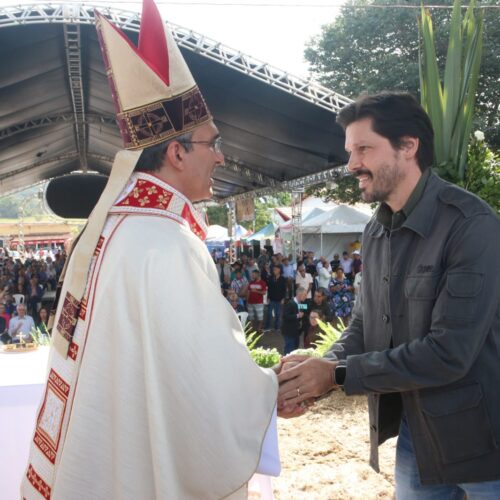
[419,0,484,181]
[313,319,344,357]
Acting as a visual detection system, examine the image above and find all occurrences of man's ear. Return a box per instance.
[165,140,186,171]
[399,136,419,160]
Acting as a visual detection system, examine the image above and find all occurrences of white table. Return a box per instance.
[0,347,49,500]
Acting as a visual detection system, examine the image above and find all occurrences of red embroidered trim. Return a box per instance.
[56,292,80,343]
[79,297,87,321]
[116,179,174,210]
[94,236,105,257]
[34,369,70,464]
[27,464,51,499]
[68,342,79,361]
[181,204,206,240]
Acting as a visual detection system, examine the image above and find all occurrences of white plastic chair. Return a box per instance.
[236,311,249,329]
[13,294,25,306]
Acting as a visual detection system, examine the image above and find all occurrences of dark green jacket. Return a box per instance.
[326,171,500,485]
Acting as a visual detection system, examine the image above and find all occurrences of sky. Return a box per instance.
[2,0,345,79]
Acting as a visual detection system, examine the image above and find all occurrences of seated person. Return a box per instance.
[227,290,246,313]
[37,307,50,335]
[328,268,354,324]
[8,303,35,343]
[304,309,324,349]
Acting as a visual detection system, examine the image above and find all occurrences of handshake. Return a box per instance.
[274,355,339,419]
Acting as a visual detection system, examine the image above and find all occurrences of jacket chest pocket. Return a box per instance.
[404,275,439,339]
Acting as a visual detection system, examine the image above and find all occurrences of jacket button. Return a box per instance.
[382,276,389,283]
[382,314,390,323]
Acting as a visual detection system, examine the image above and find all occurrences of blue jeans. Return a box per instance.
[265,301,282,330]
[396,417,500,499]
[283,335,299,355]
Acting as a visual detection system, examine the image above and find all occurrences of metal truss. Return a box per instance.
[221,157,282,189]
[291,189,304,261]
[0,3,352,114]
[63,11,87,171]
[0,113,117,140]
[0,152,114,184]
[219,164,350,203]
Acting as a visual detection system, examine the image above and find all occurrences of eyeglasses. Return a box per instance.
[179,136,223,154]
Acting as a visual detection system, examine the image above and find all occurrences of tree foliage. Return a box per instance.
[0,186,49,219]
[206,192,292,232]
[305,0,499,148]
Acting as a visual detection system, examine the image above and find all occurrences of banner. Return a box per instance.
[236,198,255,222]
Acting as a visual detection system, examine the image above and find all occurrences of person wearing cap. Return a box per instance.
[277,92,500,497]
[21,2,278,498]
[352,250,362,276]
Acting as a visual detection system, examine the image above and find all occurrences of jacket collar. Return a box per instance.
[368,170,442,240]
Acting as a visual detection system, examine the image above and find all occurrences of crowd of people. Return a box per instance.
[0,248,65,344]
[214,246,363,354]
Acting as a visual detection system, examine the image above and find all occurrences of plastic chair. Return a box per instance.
[13,294,25,306]
[236,311,249,329]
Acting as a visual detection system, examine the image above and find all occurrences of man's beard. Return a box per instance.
[357,157,406,203]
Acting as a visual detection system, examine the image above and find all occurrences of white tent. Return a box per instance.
[205,224,251,243]
[299,205,372,258]
[302,205,371,234]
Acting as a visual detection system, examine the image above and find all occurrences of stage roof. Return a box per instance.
[0,3,351,202]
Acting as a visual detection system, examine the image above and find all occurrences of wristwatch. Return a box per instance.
[333,361,347,387]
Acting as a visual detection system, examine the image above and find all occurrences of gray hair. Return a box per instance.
[134,131,194,172]
[296,286,307,295]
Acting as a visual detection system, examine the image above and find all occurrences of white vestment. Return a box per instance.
[22,173,278,499]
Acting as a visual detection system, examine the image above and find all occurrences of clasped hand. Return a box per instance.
[274,355,338,418]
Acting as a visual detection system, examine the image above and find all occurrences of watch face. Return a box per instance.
[335,365,347,386]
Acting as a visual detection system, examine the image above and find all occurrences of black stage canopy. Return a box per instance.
[0,4,351,202]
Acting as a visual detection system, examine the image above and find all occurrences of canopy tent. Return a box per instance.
[205,224,251,243]
[302,205,371,234]
[282,205,372,259]
[0,4,351,203]
[245,222,276,241]
[279,206,330,232]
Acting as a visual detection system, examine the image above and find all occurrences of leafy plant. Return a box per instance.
[459,134,500,213]
[419,0,484,181]
[30,326,51,346]
[313,319,344,357]
[250,347,282,368]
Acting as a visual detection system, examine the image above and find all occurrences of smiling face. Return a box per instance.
[346,118,407,204]
[181,121,224,202]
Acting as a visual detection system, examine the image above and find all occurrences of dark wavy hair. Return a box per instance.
[337,92,434,171]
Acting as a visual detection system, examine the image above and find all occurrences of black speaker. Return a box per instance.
[45,174,108,219]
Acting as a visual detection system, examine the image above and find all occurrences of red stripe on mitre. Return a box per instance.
[139,0,170,86]
[182,204,207,241]
[94,6,169,87]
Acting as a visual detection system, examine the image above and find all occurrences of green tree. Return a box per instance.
[0,185,49,219]
[206,205,228,227]
[305,0,499,148]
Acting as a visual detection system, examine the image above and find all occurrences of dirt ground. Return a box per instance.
[257,330,397,500]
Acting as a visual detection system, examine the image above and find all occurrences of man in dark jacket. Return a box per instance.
[281,287,308,355]
[265,265,287,331]
[277,92,500,497]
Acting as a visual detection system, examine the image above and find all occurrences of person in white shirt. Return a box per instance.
[8,303,35,342]
[340,251,354,281]
[295,264,313,299]
[316,257,332,289]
